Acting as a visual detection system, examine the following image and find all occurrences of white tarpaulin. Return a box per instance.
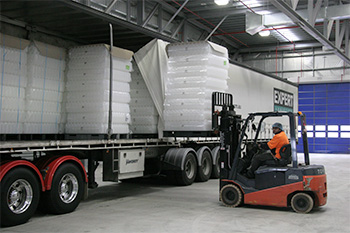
[134,39,169,120]
[133,39,169,136]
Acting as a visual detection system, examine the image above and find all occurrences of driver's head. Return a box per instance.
[272,122,283,134]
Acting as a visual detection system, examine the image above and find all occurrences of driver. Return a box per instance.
[246,122,289,178]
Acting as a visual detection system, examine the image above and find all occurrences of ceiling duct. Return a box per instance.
[246,3,350,35]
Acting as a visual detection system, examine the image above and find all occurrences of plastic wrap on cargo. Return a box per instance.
[164,41,229,131]
[129,62,158,134]
[65,44,133,134]
[24,41,66,134]
[0,35,29,134]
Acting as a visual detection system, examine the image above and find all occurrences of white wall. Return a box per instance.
[227,63,298,139]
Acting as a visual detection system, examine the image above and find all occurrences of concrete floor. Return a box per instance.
[2,153,350,233]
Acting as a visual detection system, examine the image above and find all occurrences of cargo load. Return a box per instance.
[130,62,158,134]
[25,41,66,134]
[0,34,29,134]
[164,41,229,131]
[65,44,133,134]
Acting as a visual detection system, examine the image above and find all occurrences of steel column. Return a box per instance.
[137,0,145,25]
[157,4,163,32]
[126,0,131,21]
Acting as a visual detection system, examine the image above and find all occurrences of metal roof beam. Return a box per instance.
[238,41,321,53]
[205,15,228,41]
[308,0,323,27]
[188,18,239,49]
[171,19,185,38]
[270,0,350,64]
[105,0,118,14]
[154,0,187,18]
[263,3,350,27]
[142,3,159,27]
[59,0,179,43]
[160,0,189,33]
[185,6,279,19]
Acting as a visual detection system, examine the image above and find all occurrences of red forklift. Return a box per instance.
[212,92,327,213]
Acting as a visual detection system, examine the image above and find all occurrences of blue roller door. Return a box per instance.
[297,83,350,154]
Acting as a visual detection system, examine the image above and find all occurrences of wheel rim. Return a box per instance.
[185,157,195,179]
[59,173,79,204]
[225,190,238,203]
[296,197,308,209]
[7,179,33,214]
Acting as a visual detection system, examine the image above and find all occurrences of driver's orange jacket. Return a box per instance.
[267,131,289,159]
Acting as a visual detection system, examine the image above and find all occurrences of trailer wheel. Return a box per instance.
[0,167,40,227]
[175,152,197,186]
[291,193,314,213]
[44,163,84,214]
[196,150,212,182]
[220,184,243,207]
[211,153,220,179]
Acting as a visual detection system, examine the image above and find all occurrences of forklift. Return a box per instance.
[212,92,327,213]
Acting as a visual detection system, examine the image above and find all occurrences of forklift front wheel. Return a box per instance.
[291,192,314,213]
[220,184,243,207]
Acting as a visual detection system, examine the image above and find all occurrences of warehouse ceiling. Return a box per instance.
[0,0,349,63]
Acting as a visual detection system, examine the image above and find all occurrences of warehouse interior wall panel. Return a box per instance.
[297,83,350,154]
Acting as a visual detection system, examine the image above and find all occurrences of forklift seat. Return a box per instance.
[263,144,292,167]
[279,143,292,165]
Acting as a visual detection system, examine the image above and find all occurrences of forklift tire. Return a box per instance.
[220,184,243,207]
[174,152,197,186]
[291,192,314,213]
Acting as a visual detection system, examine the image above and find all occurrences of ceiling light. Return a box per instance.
[259,30,270,37]
[214,0,229,6]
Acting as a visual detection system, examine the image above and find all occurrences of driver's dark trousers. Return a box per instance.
[247,151,275,177]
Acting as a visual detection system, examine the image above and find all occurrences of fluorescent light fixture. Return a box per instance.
[258,30,270,37]
[255,10,274,15]
[215,0,229,6]
[271,28,301,42]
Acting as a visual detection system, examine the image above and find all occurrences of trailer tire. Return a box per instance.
[43,163,84,214]
[291,192,314,213]
[175,152,197,186]
[196,150,212,182]
[0,167,40,227]
[220,184,243,207]
[211,154,220,179]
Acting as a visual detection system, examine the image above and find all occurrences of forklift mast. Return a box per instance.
[212,92,241,187]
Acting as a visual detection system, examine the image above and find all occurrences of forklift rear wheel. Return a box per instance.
[220,184,243,207]
[291,192,314,213]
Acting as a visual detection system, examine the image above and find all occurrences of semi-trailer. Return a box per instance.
[0,37,298,226]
